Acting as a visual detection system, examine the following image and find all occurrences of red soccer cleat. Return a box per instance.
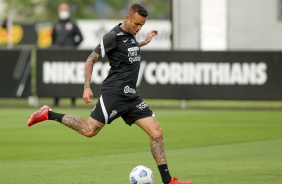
[27,105,51,127]
[168,177,193,184]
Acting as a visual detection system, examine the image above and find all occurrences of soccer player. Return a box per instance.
[28,4,192,184]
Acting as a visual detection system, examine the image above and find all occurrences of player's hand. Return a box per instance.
[144,30,158,45]
[83,88,93,104]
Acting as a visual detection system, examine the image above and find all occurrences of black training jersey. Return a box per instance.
[94,24,141,98]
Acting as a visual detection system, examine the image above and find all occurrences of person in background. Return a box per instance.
[52,2,83,48]
[1,18,7,28]
[52,2,84,107]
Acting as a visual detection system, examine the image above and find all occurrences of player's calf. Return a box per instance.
[61,116,104,137]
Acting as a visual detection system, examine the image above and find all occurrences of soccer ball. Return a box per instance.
[129,165,154,184]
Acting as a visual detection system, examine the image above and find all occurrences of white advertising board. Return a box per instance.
[77,20,171,50]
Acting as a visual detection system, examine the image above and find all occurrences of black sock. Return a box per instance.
[158,164,172,184]
[48,111,65,123]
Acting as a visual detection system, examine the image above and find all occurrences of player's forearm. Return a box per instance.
[84,51,99,89]
[138,30,158,47]
[84,62,93,89]
[138,41,147,47]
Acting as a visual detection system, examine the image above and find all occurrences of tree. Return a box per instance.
[2,0,170,23]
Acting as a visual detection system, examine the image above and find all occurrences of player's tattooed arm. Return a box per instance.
[84,51,100,89]
[86,51,100,64]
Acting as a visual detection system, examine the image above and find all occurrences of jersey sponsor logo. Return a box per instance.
[136,101,148,110]
[124,85,136,94]
[116,32,124,36]
[128,47,139,52]
[128,47,141,63]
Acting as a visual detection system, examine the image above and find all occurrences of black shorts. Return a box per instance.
[90,92,154,125]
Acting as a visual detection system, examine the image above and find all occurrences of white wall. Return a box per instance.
[228,0,282,50]
[175,0,282,51]
[77,20,171,50]
[178,0,201,50]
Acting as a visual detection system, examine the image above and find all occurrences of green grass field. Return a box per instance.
[0,101,282,183]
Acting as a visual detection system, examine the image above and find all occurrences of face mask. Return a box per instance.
[59,11,70,20]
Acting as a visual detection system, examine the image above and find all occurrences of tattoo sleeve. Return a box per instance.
[84,51,100,89]
[62,115,88,135]
[150,135,167,165]
[62,115,103,137]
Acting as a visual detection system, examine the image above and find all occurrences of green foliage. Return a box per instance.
[1,0,170,23]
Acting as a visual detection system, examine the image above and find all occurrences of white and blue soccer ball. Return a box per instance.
[129,165,154,184]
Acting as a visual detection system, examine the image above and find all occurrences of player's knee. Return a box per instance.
[82,125,99,138]
[84,130,98,138]
[157,127,163,137]
[151,125,163,138]
[83,118,104,138]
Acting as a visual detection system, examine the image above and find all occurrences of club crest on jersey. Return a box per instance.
[131,39,136,44]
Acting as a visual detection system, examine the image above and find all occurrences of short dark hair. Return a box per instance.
[129,4,148,17]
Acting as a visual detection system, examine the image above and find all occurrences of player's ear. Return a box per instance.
[125,14,130,22]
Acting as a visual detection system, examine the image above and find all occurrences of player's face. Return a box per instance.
[126,13,146,35]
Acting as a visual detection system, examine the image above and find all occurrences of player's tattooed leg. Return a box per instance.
[61,115,103,137]
[150,135,167,165]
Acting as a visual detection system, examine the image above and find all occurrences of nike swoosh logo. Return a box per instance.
[123,39,128,43]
